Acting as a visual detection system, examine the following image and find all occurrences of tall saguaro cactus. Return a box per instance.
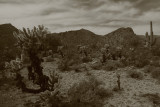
[145,21,157,47]
[150,21,153,44]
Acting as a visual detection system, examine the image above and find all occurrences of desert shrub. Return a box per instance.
[122,47,151,67]
[103,60,124,71]
[144,65,155,73]
[58,59,71,71]
[70,64,88,72]
[43,56,54,62]
[134,58,150,68]
[82,56,92,63]
[47,76,112,107]
[151,67,160,82]
[0,77,16,90]
[90,60,102,70]
[0,62,5,70]
[144,66,160,82]
[22,57,30,65]
[52,53,61,58]
[151,45,160,57]
[91,51,101,59]
[58,54,82,72]
[58,49,83,72]
[150,56,160,67]
[67,76,112,107]
[141,93,160,106]
[24,100,42,107]
[134,50,151,68]
[128,70,143,80]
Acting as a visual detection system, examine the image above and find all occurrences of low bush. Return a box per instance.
[128,70,143,80]
[58,59,71,71]
[144,66,160,82]
[82,56,92,63]
[151,67,160,82]
[103,60,124,71]
[0,77,16,90]
[144,65,155,73]
[47,76,112,107]
[44,56,54,62]
[90,61,102,70]
[134,59,150,68]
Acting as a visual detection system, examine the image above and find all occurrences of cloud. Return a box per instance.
[0,0,160,35]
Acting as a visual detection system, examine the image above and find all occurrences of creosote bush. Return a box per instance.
[82,56,92,63]
[144,66,160,82]
[47,75,112,107]
[103,60,124,71]
[151,67,160,82]
[128,70,143,80]
[67,75,112,107]
[144,65,155,73]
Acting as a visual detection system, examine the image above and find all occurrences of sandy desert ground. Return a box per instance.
[0,58,160,107]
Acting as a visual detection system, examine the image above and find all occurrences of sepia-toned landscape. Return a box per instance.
[0,0,160,107]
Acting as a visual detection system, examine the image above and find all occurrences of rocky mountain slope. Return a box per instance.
[104,27,143,47]
[0,23,18,50]
[0,24,18,69]
[50,28,105,48]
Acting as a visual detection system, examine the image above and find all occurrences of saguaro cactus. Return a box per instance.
[150,21,156,46]
[145,21,157,47]
[150,21,153,43]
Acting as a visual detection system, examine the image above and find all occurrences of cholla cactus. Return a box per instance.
[13,25,49,90]
[57,46,64,58]
[77,45,89,57]
[13,25,48,53]
[115,46,123,60]
[100,44,111,63]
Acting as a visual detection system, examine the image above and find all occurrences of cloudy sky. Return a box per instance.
[0,0,160,35]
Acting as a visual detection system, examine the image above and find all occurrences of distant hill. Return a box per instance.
[0,23,149,51]
[104,27,143,47]
[50,28,105,49]
[0,24,18,69]
[0,23,18,50]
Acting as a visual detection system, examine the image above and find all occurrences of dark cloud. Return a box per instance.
[0,0,160,35]
[67,0,105,10]
[112,0,160,14]
[40,8,68,16]
[134,0,160,12]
